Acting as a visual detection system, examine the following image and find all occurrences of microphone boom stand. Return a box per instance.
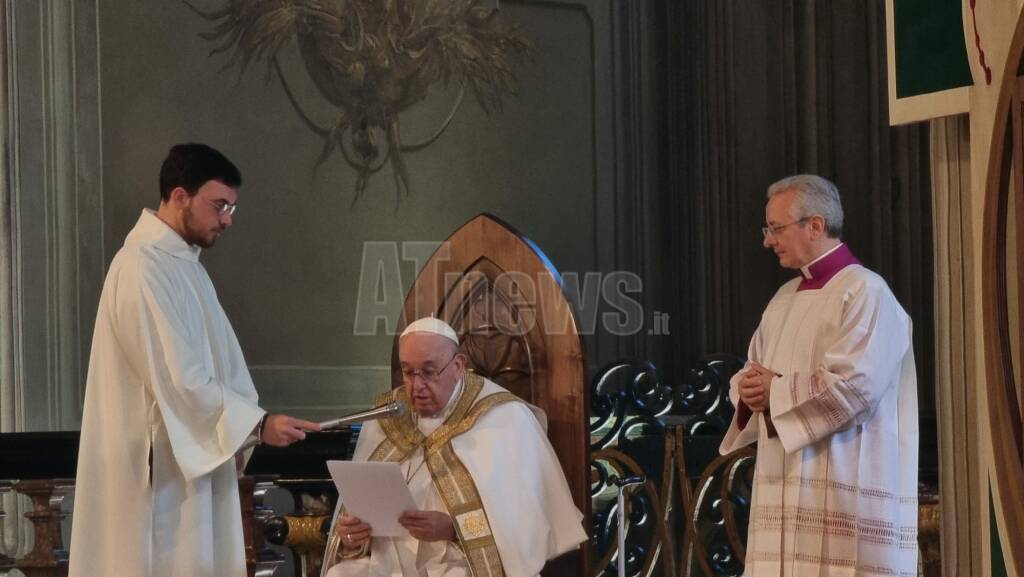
[609,474,645,577]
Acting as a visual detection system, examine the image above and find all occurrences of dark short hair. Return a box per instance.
[159,143,242,202]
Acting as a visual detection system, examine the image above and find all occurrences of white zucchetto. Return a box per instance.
[399,316,459,345]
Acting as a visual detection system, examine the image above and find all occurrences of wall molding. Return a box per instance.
[5,0,103,431]
[249,365,392,420]
[929,114,983,576]
[2,0,24,435]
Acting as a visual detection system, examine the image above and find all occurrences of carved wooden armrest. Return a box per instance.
[262,514,333,577]
[265,514,331,552]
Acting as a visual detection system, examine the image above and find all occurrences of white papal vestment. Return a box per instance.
[720,263,918,577]
[69,210,265,577]
[323,375,586,577]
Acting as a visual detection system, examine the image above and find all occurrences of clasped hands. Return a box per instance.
[737,361,778,413]
[336,510,456,551]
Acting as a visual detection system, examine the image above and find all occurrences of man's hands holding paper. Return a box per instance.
[399,510,456,542]
[336,515,372,550]
[336,510,455,548]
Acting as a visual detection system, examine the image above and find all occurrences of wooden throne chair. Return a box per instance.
[391,213,591,577]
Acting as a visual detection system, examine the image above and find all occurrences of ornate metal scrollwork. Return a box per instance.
[590,355,743,451]
[588,355,748,577]
[684,448,755,577]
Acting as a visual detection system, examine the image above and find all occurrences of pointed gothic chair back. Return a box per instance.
[391,213,589,577]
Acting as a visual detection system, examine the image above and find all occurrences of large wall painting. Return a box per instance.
[186,0,534,205]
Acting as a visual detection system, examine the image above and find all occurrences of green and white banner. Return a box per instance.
[886,0,974,124]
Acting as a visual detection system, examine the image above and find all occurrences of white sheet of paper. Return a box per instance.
[327,460,416,537]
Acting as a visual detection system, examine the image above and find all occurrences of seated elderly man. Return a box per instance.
[321,317,586,577]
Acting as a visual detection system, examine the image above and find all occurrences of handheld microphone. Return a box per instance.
[240,400,407,452]
[318,399,407,430]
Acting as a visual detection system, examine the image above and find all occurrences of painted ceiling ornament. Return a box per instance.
[186,0,534,206]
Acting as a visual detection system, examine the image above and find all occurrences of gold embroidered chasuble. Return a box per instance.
[322,372,587,577]
[369,372,517,576]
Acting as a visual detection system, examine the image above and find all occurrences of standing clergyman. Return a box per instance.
[69,143,320,577]
[720,174,918,576]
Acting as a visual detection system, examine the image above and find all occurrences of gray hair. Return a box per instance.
[766,174,843,238]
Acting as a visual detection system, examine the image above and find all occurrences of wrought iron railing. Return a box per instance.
[588,355,751,577]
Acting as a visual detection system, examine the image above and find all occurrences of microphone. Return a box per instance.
[318,400,407,430]
[240,400,407,452]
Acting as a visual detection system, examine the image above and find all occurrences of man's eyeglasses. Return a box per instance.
[400,352,458,384]
[762,217,809,238]
[205,198,237,216]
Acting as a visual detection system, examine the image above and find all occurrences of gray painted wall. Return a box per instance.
[7,0,654,427]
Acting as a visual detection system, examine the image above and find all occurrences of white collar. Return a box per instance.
[799,242,843,279]
[125,209,202,262]
[416,377,464,434]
